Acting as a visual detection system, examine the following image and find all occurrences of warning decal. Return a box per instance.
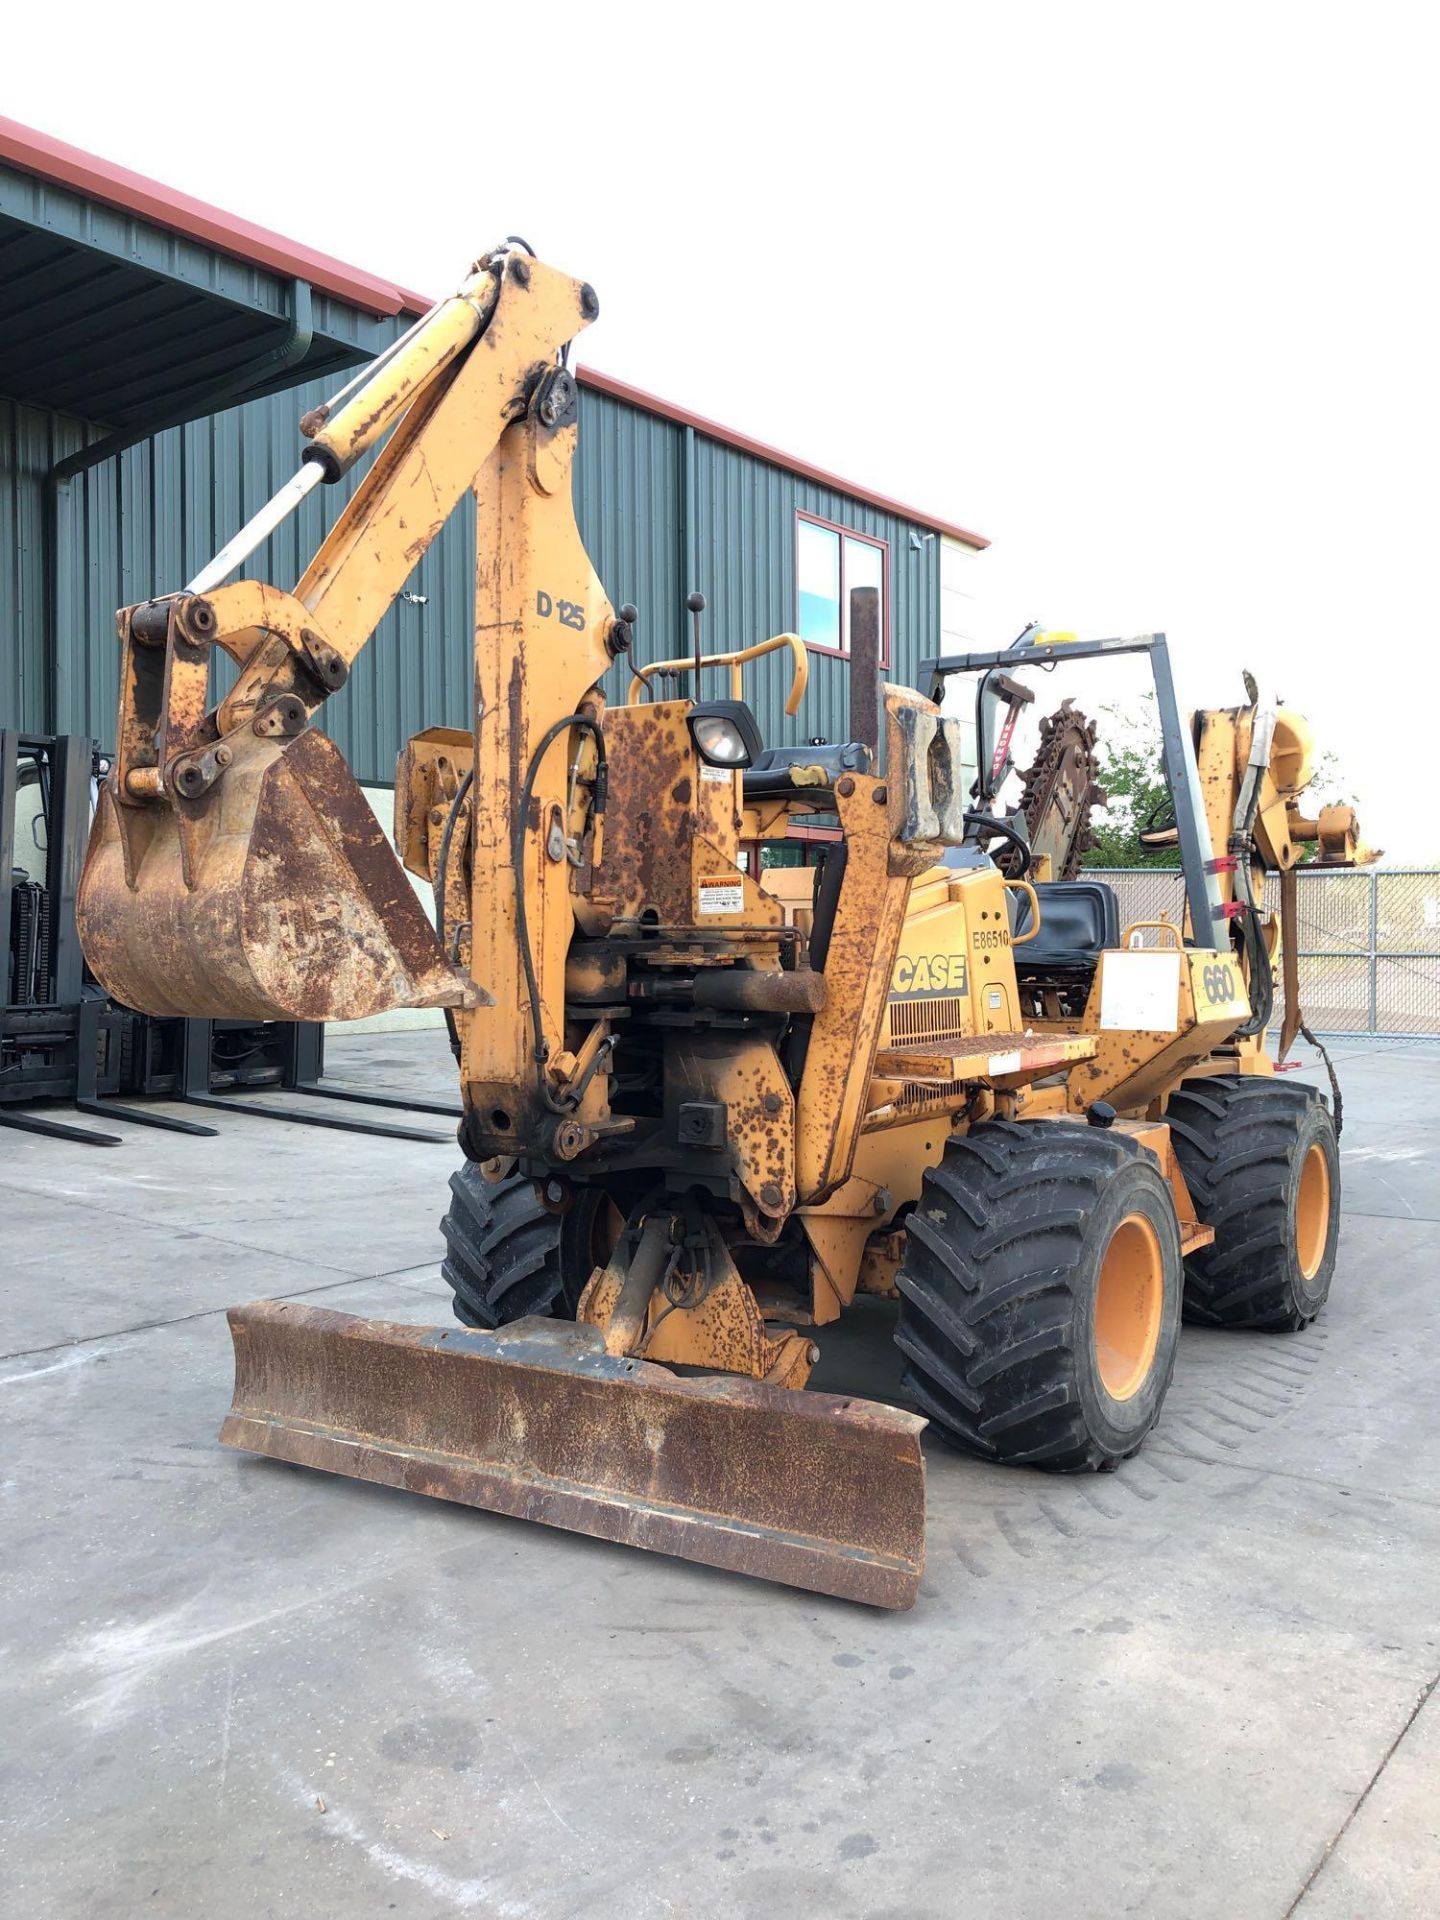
[697,880,745,915]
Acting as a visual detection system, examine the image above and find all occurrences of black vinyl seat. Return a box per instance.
[1012,879,1119,973]
[742,741,872,803]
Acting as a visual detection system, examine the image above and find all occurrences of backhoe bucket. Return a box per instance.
[78,730,478,1023]
[220,1301,927,1609]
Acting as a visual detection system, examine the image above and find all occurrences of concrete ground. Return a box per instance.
[2,1033,1437,1919]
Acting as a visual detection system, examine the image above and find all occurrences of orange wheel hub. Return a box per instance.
[1296,1141,1331,1280]
[1094,1213,1165,1401]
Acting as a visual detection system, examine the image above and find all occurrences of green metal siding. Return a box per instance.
[574,386,685,686]
[1,163,297,326]
[0,159,397,426]
[1,397,77,733]
[3,369,943,784]
[3,359,479,784]
[582,412,942,755]
[689,440,940,755]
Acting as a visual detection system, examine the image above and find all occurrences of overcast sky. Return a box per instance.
[10,2,1437,854]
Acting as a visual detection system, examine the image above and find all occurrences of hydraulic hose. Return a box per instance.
[512,713,608,1110]
[433,767,475,1064]
[1231,708,1276,1038]
[1232,855,1274,1038]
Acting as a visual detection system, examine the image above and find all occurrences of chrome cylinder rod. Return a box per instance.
[186,461,326,595]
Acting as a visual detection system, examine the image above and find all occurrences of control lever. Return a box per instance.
[975,669,1036,808]
[687,591,706,692]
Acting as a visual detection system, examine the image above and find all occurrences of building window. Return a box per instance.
[795,513,888,663]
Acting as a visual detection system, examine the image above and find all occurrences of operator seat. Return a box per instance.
[1012,879,1120,977]
[742,741,873,804]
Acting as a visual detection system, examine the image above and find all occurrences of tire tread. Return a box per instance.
[895,1120,1177,1472]
[440,1166,566,1328]
[1167,1074,1338,1330]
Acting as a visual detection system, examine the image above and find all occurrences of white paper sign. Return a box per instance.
[1099,950,1182,1031]
[697,880,744,915]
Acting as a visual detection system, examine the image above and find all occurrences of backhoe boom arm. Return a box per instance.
[77,245,615,1031]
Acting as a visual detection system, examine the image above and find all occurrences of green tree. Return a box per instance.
[1081,696,1181,869]
[1305,747,1353,811]
[1079,698,1352,869]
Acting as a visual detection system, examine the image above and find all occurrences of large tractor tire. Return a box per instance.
[894,1120,1183,1470]
[1166,1075,1340,1331]
[440,1166,618,1330]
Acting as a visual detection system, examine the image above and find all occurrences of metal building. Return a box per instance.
[1,117,988,815]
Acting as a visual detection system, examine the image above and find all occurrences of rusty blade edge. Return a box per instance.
[218,1302,926,1610]
[223,1300,930,1445]
[220,1409,922,1609]
[220,1405,923,1570]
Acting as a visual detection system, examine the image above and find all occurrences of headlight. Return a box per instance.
[691,716,748,763]
[686,701,762,769]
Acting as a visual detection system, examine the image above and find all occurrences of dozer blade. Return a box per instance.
[220,1301,927,1609]
[78,730,480,1023]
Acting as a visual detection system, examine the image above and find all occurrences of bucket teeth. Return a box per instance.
[78,731,479,1022]
[220,1301,927,1609]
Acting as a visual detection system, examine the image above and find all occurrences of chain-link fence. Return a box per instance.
[1083,868,1440,1039]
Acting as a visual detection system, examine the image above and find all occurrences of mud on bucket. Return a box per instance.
[77,729,479,1023]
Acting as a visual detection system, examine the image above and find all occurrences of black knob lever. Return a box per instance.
[607,603,639,659]
[686,591,706,690]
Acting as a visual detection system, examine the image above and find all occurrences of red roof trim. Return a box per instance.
[574,365,989,550]
[0,115,988,546]
[0,116,429,318]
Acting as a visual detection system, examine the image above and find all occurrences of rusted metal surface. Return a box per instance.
[83,244,1331,1611]
[691,968,825,1014]
[221,1302,927,1610]
[589,1213,673,1356]
[578,1216,817,1383]
[393,726,471,879]
[1289,802,1375,866]
[856,1228,906,1297]
[110,601,171,811]
[1067,946,1251,1112]
[883,684,971,853]
[873,1030,1098,1085]
[997,700,1106,881]
[588,701,699,924]
[848,581,882,754]
[710,1039,796,1219]
[1191,707,1378,905]
[457,374,617,1144]
[1278,863,1302,1061]
[795,756,917,1204]
[662,1030,796,1219]
[297,259,590,657]
[587,701,783,939]
[204,582,347,735]
[79,729,480,1021]
[78,251,605,1058]
[158,599,217,795]
[799,1210,878,1323]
